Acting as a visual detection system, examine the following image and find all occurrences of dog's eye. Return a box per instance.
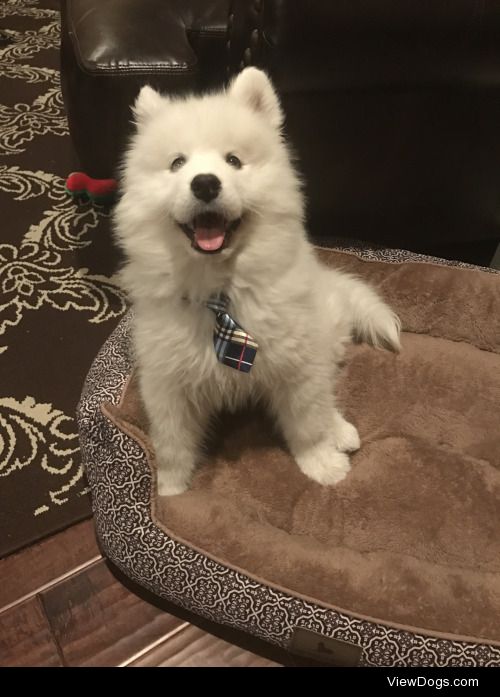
[170,155,186,172]
[226,154,242,169]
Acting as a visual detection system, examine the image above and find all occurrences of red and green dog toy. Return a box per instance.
[65,172,118,205]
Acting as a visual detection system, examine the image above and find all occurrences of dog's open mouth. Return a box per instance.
[179,213,240,254]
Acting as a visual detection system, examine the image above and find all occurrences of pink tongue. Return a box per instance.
[194,227,225,251]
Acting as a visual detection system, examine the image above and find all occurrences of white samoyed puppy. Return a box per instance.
[114,67,401,496]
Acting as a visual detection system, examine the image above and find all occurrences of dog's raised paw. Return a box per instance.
[296,442,351,486]
[157,470,189,497]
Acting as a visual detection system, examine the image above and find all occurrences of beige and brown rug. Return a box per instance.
[0,0,127,557]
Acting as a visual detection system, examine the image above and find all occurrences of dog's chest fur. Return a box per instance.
[133,266,328,414]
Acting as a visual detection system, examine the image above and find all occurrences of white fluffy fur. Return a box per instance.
[115,68,401,496]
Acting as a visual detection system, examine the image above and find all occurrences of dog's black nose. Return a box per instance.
[191,174,221,203]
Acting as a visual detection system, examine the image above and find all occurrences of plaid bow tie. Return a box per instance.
[206,293,258,373]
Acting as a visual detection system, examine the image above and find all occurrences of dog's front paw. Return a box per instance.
[296,441,351,486]
[157,469,190,497]
[333,416,360,453]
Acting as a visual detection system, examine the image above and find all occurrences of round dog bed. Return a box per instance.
[78,244,500,667]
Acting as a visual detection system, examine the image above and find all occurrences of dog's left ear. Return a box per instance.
[132,85,165,125]
[229,68,283,129]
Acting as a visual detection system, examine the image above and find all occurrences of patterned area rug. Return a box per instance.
[0,0,127,557]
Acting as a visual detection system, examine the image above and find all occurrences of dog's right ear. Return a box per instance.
[132,85,165,125]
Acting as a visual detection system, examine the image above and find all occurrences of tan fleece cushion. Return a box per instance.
[104,250,500,644]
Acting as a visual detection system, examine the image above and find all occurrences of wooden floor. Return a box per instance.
[0,520,287,667]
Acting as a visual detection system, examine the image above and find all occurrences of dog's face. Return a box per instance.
[120,68,301,260]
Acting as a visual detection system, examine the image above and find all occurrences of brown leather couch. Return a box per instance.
[61,0,500,264]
